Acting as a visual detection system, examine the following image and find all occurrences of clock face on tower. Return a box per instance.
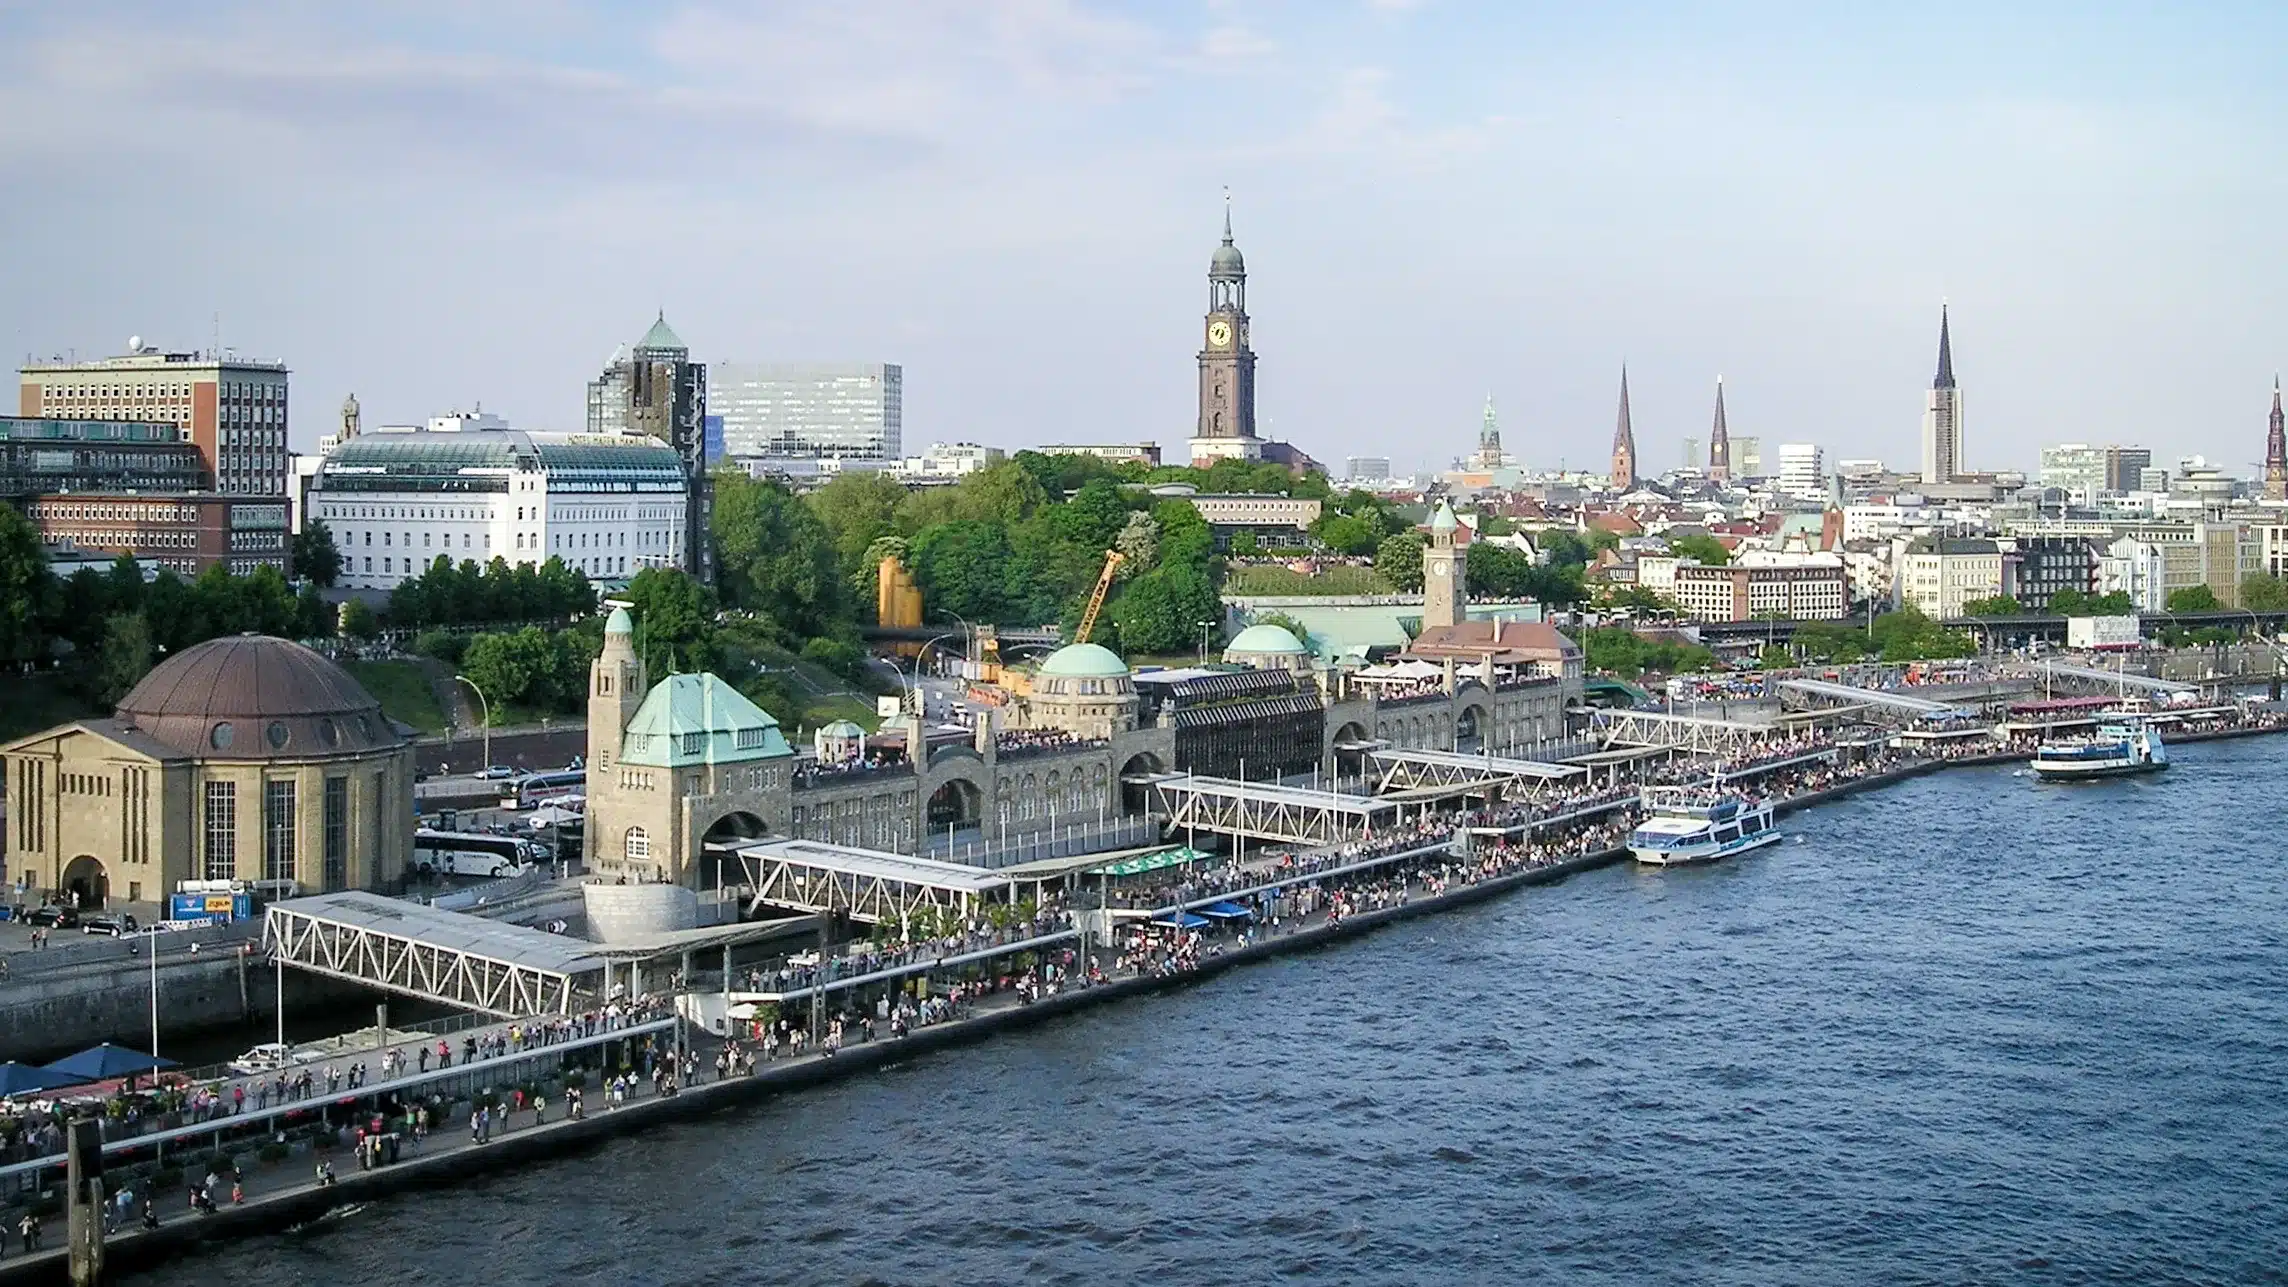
[1433,561,1451,577]
[1207,320,1232,349]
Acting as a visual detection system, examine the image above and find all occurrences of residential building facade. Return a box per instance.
[1897,537,2004,618]
[1671,556,1849,622]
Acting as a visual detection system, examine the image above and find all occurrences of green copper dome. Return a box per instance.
[1037,642,1130,678]
[605,607,634,636]
[1227,623,1307,655]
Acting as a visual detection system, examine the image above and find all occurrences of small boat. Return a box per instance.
[2030,719,2168,781]
[226,1042,318,1077]
[1628,785,1782,867]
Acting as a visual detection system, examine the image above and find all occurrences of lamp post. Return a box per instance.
[909,633,960,719]
[1197,620,1214,666]
[454,675,493,776]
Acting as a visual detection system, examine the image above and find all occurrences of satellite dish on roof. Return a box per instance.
[128,335,142,352]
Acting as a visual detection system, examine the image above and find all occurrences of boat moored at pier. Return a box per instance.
[1628,785,1781,867]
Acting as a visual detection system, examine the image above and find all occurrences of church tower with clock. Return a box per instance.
[1422,500,1464,630]
[1189,197,1263,466]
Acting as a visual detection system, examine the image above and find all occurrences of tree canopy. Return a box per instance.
[2165,584,2222,613]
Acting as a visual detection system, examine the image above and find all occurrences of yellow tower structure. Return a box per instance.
[877,555,924,629]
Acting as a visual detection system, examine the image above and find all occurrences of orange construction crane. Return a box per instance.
[1075,549,1125,644]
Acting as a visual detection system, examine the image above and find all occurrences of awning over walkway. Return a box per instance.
[1089,846,1212,878]
[1152,912,1211,930]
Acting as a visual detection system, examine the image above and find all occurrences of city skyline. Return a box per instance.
[4,2,2286,475]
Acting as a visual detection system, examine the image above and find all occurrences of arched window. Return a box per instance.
[624,827,650,862]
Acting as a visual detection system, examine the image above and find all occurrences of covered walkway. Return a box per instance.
[729,839,1011,926]
[1150,775,1404,847]
[263,892,604,1017]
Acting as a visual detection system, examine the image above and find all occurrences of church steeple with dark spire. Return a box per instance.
[1707,377,1732,484]
[1193,190,1260,461]
[1934,304,1957,390]
[2266,377,2286,501]
[1472,394,1504,469]
[1610,367,1637,493]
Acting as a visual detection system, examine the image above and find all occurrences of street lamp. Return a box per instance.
[1197,620,1215,666]
[908,633,960,719]
[455,675,493,775]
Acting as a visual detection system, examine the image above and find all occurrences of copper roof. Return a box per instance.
[115,634,400,760]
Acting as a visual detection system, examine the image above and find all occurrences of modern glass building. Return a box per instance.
[708,363,902,472]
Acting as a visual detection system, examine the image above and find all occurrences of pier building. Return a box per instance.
[0,635,416,913]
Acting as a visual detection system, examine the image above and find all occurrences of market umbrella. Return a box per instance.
[38,1043,178,1083]
[0,1061,75,1097]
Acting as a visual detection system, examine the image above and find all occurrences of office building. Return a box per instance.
[20,343,288,497]
[1920,306,1963,484]
[889,443,1003,480]
[2005,535,2098,611]
[1680,437,1702,475]
[0,416,205,497]
[2105,446,2154,494]
[22,493,288,577]
[313,421,687,591]
[588,315,709,574]
[1039,442,1163,468]
[1731,435,1762,480]
[1344,456,1391,482]
[2038,444,2108,501]
[709,361,903,476]
[1775,443,1826,500]
[1671,555,1849,622]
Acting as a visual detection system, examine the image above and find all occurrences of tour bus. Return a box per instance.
[504,769,585,811]
[413,829,547,878]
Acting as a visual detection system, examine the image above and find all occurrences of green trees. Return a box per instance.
[2165,584,2222,612]
[1465,544,1537,597]
[710,471,845,639]
[0,507,48,663]
[1582,627,1713,679]
[1376,532,1425,592]
[339,599,379,641]
[385,556,593,630]
[1961,596,2024,617]
[2049,589,2135,616]
[1666,533,1730,566]
[93,614,155,704]
[1533,529,1593,569]
[623,568,719,674]
[2241,573,2288,612]
[460,626,592,719]
[292,521,343,588]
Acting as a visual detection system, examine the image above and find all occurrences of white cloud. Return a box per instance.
[1200,24,1276,62]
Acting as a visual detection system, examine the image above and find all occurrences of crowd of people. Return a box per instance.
[995,728,1107,760]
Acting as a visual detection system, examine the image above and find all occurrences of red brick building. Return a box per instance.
[21,493,290,577]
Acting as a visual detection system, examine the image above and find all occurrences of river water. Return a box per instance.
[150,741,2288,1285]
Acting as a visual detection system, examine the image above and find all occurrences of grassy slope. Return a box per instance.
[1224,565,1392,596]
[342,660,450,734]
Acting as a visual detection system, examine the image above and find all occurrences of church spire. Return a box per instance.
[1934,304,1956,390]
[1708,376,1731,484]
[2265,376,2286,500]
[1610,366,1637,493]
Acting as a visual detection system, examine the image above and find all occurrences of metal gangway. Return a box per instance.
[729,838,1013,925]
[1368,747,1585,799]
[1775,677,1974,721]
[264,891,605,1016]
[2031,660,2196,698]
[1149,774,1405,847]
[1590,708,1782,755]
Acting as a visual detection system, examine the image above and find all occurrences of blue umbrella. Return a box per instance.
[39,1043,178,1083]
[0,1061,75,1097]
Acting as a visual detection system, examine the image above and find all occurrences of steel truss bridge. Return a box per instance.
[1368,748,1585,799]
[1775,677,1973,721]
[264,891,601,1017]
[1590,708,1782,755]
[1150,775,1405,847]
[729,838,1011,925]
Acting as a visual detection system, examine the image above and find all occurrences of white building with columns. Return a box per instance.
[312,417,687,591]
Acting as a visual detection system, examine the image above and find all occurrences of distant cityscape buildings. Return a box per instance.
[711,362,904,476]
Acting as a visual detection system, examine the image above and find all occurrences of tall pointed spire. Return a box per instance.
[1475,393,1502,467]
[1707,376,1732,484]
[2265,376,2286,501]
[1610,366,1637,493]
[1223,185,1233,242]
[1934,304,1956,390]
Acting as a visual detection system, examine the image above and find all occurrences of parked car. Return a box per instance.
[478,765,517,780]
[80,913,140,937]
[25,905,79,929]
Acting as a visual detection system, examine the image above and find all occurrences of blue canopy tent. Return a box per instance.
[40,1043,178,1084]
[1197,901,1253,922]
[1151,912,1211,931]
[0,1061,76,1097]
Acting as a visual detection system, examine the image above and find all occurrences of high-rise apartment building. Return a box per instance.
[1775,443,1825,500]
[588,315,709,576]
[1920,306,1963,485]
[2104,446,2154,493]
[2038,444,2108,499]
[709,362,903,475]
[20,344,288,496]
[1681,437,1702,474]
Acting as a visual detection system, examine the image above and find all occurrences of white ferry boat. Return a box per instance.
[1628,785,1782,867]
[2030,719,2168,781]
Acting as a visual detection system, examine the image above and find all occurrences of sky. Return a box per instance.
[2,0,2284,479]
